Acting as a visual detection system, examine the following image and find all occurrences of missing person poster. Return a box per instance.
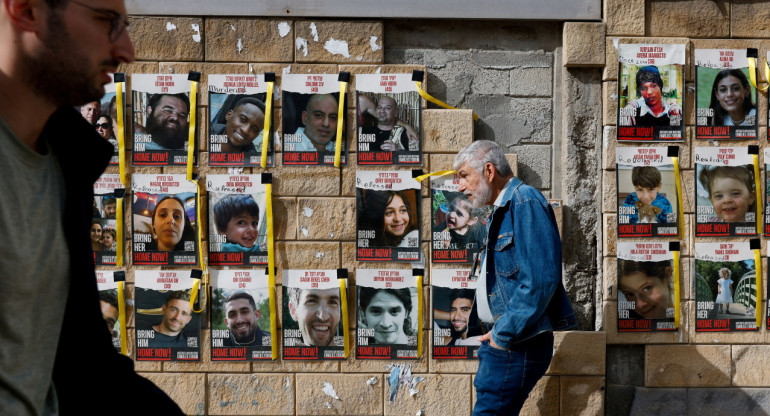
[211,269,272,361]
[281,74,346,166]
[695,49,757,140]
[617,44,685,141]
[92,173,122,265]
[208,74,274,167]
[132,174,198,266]
[765,148,770,236]
[356,171,421,262]
[356,74,421,165]
[96,270,123,352]
[282,270,345,360]
[131,74,196,166]
[695,242,758,332]
[79,74,122,164]
[695,147,757,236]
[430,174,490,263]
[135,270,201,360]
[432,268,480,359]
[207,174,268,266]
[356,269,419,359]
[616,147,679,238]
[616,242,677,332]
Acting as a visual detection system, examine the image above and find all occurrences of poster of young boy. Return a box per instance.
[616,147,679,238]
[430,174,490,263]
[211,269,272,361]
[694,147,757,237]
[135,270,201,361]
[281,74,346,166]
[282,270,345,360]
[356,73,421,165]
[207,174,268,266]
[132,174,198,266]
[356,171,421,262]
[208,74,274,167]
[92,173,122,265]
[432,268,480,359]
[617,44,685,141]
[78,74,123,164]
[695,49,757,140]
[356,269,419,359]
[131,74,195,166]
[616,242,677,332]
[96,270,123,352]
[695,242,758,332]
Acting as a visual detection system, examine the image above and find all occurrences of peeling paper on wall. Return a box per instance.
[322,382,340,400]
[278,21,291,37]
[416,410,424,416]
[230,24,236,31]
[316,252,324,259]
[612,37,619,49]
[366,376,378,386]
[285,376,291,389]
[303,207,314,217]
[191,24,201,42]
[309,22,319,42]
[324,38,351,58]
[296,38,309,57]
[227,167,245,175]
[386,363,424,402]
[370,36,381,51]
[282,66,292,75]
[165,22,177,31]
[300,226,309,236]
[236,38,244,55]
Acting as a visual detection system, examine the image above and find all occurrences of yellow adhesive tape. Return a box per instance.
[334,82,348,168]
[340,278,350,358]
[117,281,128,356]
[186,80,198,181]
[116,82,127,186]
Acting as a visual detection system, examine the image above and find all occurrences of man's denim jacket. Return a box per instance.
[483,177,577,349]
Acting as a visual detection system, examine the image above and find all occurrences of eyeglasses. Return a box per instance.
[95,123,110,129]
[70,0,130,43]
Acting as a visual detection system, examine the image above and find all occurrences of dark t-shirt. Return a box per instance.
[222,328,269,347]
[361,125,408,151]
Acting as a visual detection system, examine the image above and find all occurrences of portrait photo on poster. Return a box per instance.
[96,271,122,352]
[431,174,491,263]
[132,174,198,266]
[135,270,201,361]
[131,74,196,166]
[617,44,685,141]
[211,269,272,361]
[208,74,274,167]
[695,49,757,140]
[207,174,268,266]
[282,270,345,360]
[92,173,122,265]
[356,73,421,165]
[764,148,770,236]
[694,242,757,332]
[281,74,346,166]
[694,147,757,237]
[432,268,481,359]
[77,74,122,164]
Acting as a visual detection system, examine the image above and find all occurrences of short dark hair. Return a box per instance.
[232,97,266,114]
[99,291,119,310]
[635,66,664,96]
[165,290,191,306]
[631,166,662,189]
[148,93,190,114]
[358,287,414,336]
[449,289,474,305]
[213,194,260,234]
[224,291,256,310]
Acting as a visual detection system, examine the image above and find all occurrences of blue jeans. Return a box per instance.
[472,332,554,416]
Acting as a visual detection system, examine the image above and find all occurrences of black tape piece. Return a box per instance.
[337,268,349,279]
[191,172,198,181]
[191,269,203,279]
[412,70,425,82]
[667,146,679,158]
[113,73,126,83]
[749,145,759,155]
[113,271,126,282]
[748,48,759,59]
[114,188,126,198]
[264,72,276,83]
[338,71,351,83]
[412,169,424,178]
[188,71,202,82]
[261,172,273,184]
[264,266,278,275]
[412,268,425,276]
[669,241,680,252]
[751,238,761,250]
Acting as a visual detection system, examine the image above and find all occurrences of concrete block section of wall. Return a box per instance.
[205,19,295,62]
[139,372,206,414]
[647,0,729,38]
[208,373,295,415]
[385,374,472,416]
[687,388,770,415]
[295,373,384,415]
[627,387,687,416]
[645,345,731,387]
[422,109,474,152]
[129,17,204,61]
[563,23,606,68]
[547,331,606,376]
[295,21,384,64]
[560,376,605,416]
[604,0,644,36]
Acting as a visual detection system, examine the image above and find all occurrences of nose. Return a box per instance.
[635,295,648,311]
[321,115,331,127]
[379,314,394,328]
[316,303,329,320]
[113,25,136,64]
[457,180,466,192]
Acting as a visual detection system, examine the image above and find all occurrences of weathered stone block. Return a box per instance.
[732,2,770,38]
[520,375,560,416]
[295,21,384,64]
[272,165,340,196]
[275,242,341,269]
[603,170,616,213]
[603,214,617,257]
[682,169,694,214]
[603,81,617,126]
[205,19,294,62]
[510,67,553,97]
[157,62,249,105]
[423,109,474,153]
[295,373,384,415]
[605,385,636,416]
[687,388,770,415]
[296,197,355,240]
[547,331,606,376]
[605,0,645,36]
[628,387,687,416]
[733,345,770,386]
[139,372,206,414]
[129,17,204,61]
[164,330,251,373]
[208,373,294,415]
[646,345,730,387]
[560,376,605,416]
[563,23,606,68]
[648,0,729,37]
[385,374,472,416]
[274,197,298,240]
[607,344,645,386]
[506,145,551,189]
[603,127,616,170]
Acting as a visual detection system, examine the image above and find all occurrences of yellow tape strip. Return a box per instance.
[416,273,423,358]
[116,197,124,267]
[754,154,762,235]
[188,178,207,314]
[672,157,684,239]
[340,277,350,358]
[261,81,274,168]
[116,82,127,185]
[415,81,479,121]
[755,247,763,328]
[415,170,456,182]
[266,183,277,359]
[334,81,348,167]
[190,277,201,312]
[672,249,681,329]
[186,80,198,181]
[117,280,128,356]
[748,58,769,92]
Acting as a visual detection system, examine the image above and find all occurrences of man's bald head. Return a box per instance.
[375,96,399,128]
[301,94,338,151]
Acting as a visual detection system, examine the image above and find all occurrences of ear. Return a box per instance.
[468,216,479,226]
[301,110,308,126]
[254,310,261,320]
[483,162,495,183]
[225,109,233,121]
[146,106,153,117]
[5,0,43,32]
[288,301,297,321]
